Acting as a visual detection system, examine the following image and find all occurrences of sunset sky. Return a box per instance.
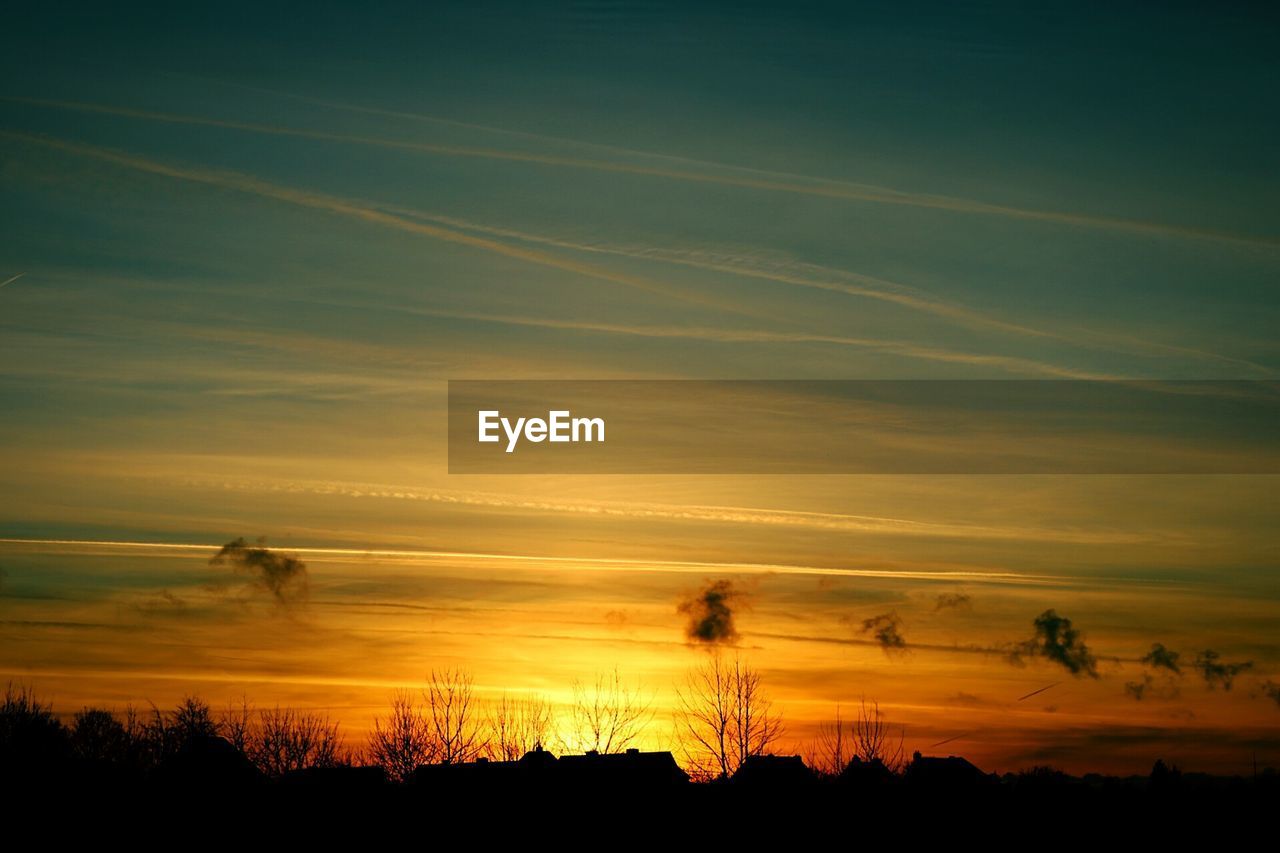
[1,1,1277,776]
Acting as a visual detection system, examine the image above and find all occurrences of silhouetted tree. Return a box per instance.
[70,708,130,765]
[564,667,653,755]
[1149,758,1183,792]
[426,668,486,764]
[248,706,342,776]
[805,705,851,778]
[851,698,905,772]
[218,696,253,754]
[143,696,219,764]
[368,689,435,782]
[488,693,555,761]
[675,654,783,780]
[0,682,69,773]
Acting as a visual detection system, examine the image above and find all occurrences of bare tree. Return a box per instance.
[218,696,253,754]
[564,668,652,754]
[425,668,486,764]
[851,698,905,772]
[368,689,435,782]
[247,706,342,776]
[487,693,554,761]
[140,696,219,763]
[805,705,851,778]
[675,654,784,780]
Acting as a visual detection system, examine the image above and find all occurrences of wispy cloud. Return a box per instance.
[8,96,1276,248]
[935,592,972,612]
[165,477,1161,546]
[1192,649,1253,690]
[0,131,1111,377]
[0,130,739,314]
[379,209,1272,375]
[387,305,1116,378]
[859,611,907,653]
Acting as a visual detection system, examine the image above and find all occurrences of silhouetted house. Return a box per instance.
[558,748,689,788]
[838,756,895,789]
[413,746,687,791]
[156,734,261,787]
[904,751,993,789]
[731,754,815,787]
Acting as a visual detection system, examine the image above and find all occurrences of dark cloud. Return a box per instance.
[604,610,628,628]
[1009,609,1098,678]
[1125,674,1180,702]
[1141,643,1181,675]
[1122,642,1184,701]
[678,579,740,645]
[934,592,971,612]
[1259,681,1280,708]
[210,537,308,607]
[860,611,906,652]
[1192,650,1252,690]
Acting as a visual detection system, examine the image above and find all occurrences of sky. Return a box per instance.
[1,1,1277,776]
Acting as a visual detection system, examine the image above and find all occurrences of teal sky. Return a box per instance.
[1,2,1278,775]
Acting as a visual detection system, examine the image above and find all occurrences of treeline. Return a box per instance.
[0,682,344,781]
[1,656,786,781]
[1,656,890,783]
[5,661,1276,794]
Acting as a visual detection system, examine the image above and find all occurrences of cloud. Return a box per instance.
[1009,609,1098,678]
[860,612,906,653]
[1259,681,1280,708]
[0,132,1137,380]
[1124,674,1180,702]
[1192,650,1253,690]
[1141,643,1182,675]
[0,130,731,314]
[934,592,972,612]
[678,579,741,645]
[1125,644,1184,701]
[209,537,309,607]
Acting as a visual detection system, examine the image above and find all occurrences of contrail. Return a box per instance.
[1017,681,1061,701]
[0,131,1109,378]
[931,732,972,748]
[0,272,25,288]
[391,305,1117,378]
[0,537,1061,584]
[6,96,1276,248]
[381,206,1271,373]
[175,476,1156,546]
[0,130,743,315]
